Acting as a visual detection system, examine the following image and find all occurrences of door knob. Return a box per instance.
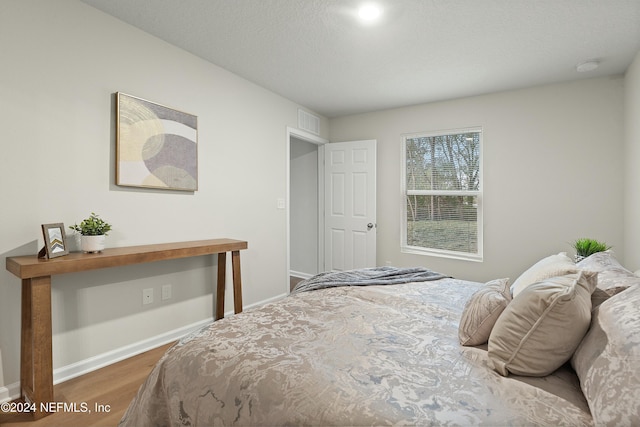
[367,223,375,230]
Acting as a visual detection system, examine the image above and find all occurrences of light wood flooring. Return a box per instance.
[0,342,173,427]
[290,275,304,292]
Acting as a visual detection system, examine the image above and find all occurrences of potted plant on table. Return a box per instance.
[571,238,611,262]
[69,212,112,253]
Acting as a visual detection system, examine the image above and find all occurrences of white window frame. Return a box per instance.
[400,127,483,262]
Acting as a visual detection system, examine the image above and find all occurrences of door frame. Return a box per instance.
[286,126,328,293]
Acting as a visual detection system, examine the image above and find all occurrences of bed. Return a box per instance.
[119,252,640,426]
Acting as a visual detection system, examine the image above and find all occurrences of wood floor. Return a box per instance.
[0,342,173,427]
[290,275,304,292]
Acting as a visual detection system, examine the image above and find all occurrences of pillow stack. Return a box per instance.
[458,252,596,376]
[458,250,640,425]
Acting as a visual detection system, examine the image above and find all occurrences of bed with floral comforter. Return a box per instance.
[119,260,636,427]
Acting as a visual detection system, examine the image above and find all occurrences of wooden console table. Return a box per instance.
[5,238,247,419]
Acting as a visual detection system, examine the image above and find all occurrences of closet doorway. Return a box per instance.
[287,128,327,292]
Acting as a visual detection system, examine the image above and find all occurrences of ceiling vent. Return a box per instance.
[298,109,320,135]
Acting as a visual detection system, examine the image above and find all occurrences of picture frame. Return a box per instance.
[40,223,69,259]
[116,92,198,191]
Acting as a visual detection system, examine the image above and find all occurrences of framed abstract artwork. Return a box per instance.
[116,92,198,191]
[40,223,69,259]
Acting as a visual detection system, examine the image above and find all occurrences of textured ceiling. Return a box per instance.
[80,0,640,118]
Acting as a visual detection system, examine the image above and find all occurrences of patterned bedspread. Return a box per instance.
[120,278,593,426]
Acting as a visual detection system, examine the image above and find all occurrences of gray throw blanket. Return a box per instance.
[291,266,450,295]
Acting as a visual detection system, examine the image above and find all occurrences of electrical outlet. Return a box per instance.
[142,288,154,305]
[162,284,172,300]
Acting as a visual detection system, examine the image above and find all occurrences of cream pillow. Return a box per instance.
[488,271,597,377]
[510,252,577,297]
[458,278,511,346]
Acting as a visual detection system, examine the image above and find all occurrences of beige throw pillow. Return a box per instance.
[459,278,511,346]
[510,252,577,297]
[488,271,597,377]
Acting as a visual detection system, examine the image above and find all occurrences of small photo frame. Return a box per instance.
[40,223,69,259]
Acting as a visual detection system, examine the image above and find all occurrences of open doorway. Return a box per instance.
[290,137,318,289]
[286,127,327,293]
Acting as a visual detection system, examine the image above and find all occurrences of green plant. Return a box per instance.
[69,212,112,236]
[572,238,611,257]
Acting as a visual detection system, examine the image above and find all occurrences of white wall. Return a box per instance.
[624,51,640,271]
[290,138,319,277]
[330,77,625,283]
[0,0,327,396]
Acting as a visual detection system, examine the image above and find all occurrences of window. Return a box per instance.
[401,128,482,260]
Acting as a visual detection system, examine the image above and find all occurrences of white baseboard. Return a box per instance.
[0,294,287,403]
[53,317,215,386]
[290,270,313,280]
[0,381,19,404]
[0,318,215,403]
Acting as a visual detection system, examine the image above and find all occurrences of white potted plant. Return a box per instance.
[69,212,112,253]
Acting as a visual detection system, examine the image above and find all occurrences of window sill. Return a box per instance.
[401,245,483,262]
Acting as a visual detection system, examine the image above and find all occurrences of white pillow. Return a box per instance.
[489,271,597,377]
[510,252,577,297]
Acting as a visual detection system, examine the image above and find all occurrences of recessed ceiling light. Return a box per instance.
[358,3,382,22]
[576,60,600,73]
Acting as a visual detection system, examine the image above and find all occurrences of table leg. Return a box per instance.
[21,276,53,419]
[20,279,33,400]
[232,250,243,314]
[215,252,226,320]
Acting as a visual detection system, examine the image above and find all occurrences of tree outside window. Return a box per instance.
[402,128,482,260]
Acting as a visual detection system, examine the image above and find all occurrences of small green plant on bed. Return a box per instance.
[69,212,112,236]
[572,238,611,262]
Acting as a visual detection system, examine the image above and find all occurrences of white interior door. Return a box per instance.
[324,140,377,271]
